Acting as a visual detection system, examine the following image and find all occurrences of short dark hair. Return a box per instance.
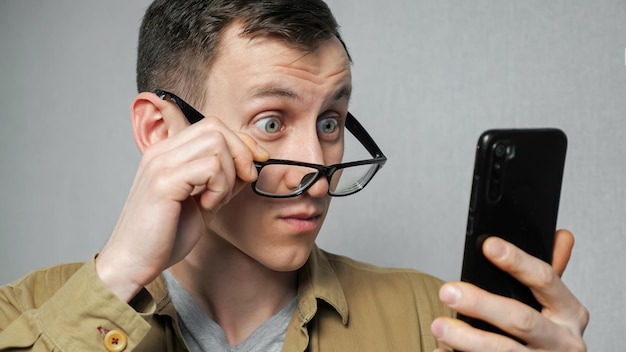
[136,0,350,108]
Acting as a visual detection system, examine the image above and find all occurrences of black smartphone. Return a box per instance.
[458,128,567,341]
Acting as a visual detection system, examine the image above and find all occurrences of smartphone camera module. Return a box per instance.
[494,143,506,157]
[487,142,515,203]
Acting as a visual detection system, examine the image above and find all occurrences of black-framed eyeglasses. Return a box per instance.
[155,89,387,198]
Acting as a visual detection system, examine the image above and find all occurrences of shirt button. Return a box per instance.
[103,329,128,351]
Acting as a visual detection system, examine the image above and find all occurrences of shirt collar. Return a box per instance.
[296,245,349,325]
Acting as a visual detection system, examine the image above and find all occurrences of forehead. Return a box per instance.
[208,23,352,94]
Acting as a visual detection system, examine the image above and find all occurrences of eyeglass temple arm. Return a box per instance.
[154,90,205,124]
[345,112,386,159]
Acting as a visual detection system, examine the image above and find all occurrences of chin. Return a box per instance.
[256,242,315,272]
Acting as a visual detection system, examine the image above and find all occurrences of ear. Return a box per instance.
[130,92,181,153]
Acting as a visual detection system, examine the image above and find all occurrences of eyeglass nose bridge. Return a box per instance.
[299,171,319,189]
[298,165,338,195]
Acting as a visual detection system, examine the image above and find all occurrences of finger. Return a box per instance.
[197,121,268,181]
[483,237,589,332]
[431,315,524,352]
[149,116,264,182]
[438,282,554,346]
[143,122,233,172]
[225,131,269,185]
[552,229,575,277]
[237,132,270,161]
[153,156,233,207]
[197,127,269,184]
[142,133,237,197]
[197,166,231,209]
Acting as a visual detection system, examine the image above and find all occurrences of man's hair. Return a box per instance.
[137,0,350,108]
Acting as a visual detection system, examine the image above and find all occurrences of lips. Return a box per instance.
[278,207,324,232]
[282,211,320,221]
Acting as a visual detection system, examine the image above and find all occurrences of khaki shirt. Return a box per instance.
[0,246,452,351]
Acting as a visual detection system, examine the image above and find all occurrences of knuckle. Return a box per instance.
[197,114,220,127]
[511,307,536,336]
[576,305,590,331]
[201,130,228,149]
[200,117,228,136]
[234,154,254,173]
[194,118,224,139]
[203,154,221,170]
[532,262,557,290]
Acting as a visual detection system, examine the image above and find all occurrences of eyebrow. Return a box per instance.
[249,86,301,101]
[333,86,352,101]
[247,84,352,103]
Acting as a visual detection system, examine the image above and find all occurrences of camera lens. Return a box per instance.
[494,143,506,157]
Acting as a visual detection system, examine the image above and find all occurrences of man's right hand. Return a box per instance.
[95,93,269,302]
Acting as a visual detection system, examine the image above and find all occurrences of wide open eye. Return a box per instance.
[255,116,283,134]
[317,117,339,135]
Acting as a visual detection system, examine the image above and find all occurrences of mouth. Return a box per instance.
[278,210,324,232]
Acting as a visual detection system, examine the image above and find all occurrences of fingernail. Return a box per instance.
[250,163,258,179]
[440,284,461,305]
[485,238,506,259]
[431,319,447,338]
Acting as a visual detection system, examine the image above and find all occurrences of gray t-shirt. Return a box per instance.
[163,270,297,352]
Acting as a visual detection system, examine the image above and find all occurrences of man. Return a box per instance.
[0,0,588,351]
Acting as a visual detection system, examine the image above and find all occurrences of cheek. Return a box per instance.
[209,188,264,240]
[324,141,344,165]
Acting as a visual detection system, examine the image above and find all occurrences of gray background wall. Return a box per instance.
[1,1,623,350]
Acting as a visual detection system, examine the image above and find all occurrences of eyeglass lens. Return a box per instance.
[254,163,379,197]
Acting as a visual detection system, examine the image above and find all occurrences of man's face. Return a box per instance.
[199,23,352,271]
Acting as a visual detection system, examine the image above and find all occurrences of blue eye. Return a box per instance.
[317,118,339,134]
[255,117,282,133]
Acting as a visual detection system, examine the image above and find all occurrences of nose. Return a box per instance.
[283,129,330,198]
[304,173,329,198]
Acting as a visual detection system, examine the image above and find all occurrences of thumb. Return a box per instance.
[552,229,575,277]
[237,132,270,162]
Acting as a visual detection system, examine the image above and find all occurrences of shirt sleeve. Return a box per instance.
[0,257,155,351]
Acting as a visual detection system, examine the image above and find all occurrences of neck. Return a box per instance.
[169,234,298,346]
